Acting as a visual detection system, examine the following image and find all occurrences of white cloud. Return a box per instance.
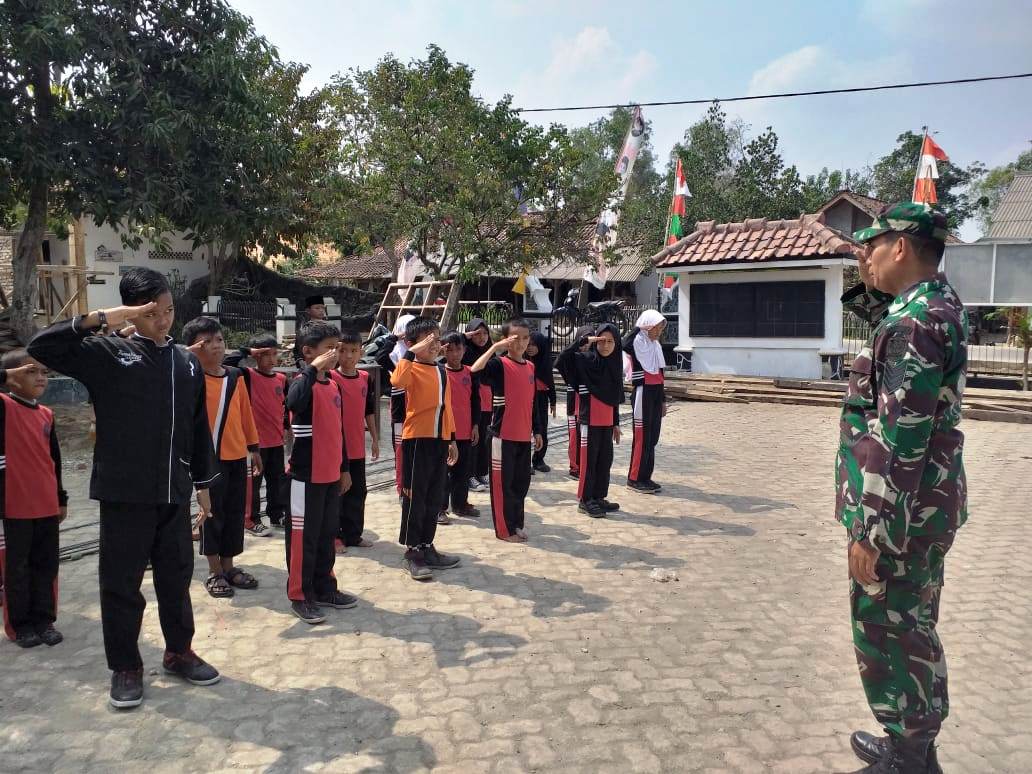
[747,44,904,96]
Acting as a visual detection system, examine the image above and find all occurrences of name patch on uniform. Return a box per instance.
[882,326,909,393]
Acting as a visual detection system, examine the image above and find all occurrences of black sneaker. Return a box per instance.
[163,650,221,686]
[644,480,662,492]
[533,462,551,473]
[423,544,461,570]
[316,590,358,609]
[567,470,579,480]
[37,625,64,646]
[577,500,605,518]
[601,500,620,512]
[452,504,480,518]
[14,630,42,648]
[110,668,144,709]
[627,480,657,494]
[404,549,433,580]
[291,600,326,624]
[475,475,489,488]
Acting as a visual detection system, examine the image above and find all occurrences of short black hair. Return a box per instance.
[181,316,222,346]
[248,333,278,350]
[1,347,30,370]
[502,318,531,336]
[298,320,341,350]
[404,316,439,344]
[904,234,946,266]
[120,267,171,306]
[440,331,465,347]
[339,330,362,346]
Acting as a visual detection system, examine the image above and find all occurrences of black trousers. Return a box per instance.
[489,436,531,539]
[338,458,367,545]
[579,426,614,504]
[200,458,247,558]
[98,501,195,671]
[443,439,472,511]
[473,411,491,478]
[531,392,550,466]
[286,479,339,602]
[251,445,288,526]
[628,384,664,484]
[1,516,59,639]
[399,438,448,548]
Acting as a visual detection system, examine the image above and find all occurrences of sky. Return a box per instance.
[230,0,1032,241]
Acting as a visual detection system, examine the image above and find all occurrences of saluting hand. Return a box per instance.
[187,339,207,356]
[312,347,339,374]
[493,335,518,353]
[92,302,158,329]
[408,332,438,357]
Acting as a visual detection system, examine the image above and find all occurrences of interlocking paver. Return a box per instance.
[1,402,1030,772]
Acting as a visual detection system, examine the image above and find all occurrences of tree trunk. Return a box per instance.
[208,241,231,295]
[10,58,53,343]
[439,277,464,331]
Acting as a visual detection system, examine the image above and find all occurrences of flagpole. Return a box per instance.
[912,125,928,203]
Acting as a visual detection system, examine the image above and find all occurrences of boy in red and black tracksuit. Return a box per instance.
[527,332,556,473]
[461,318,493,491]
[558,324,624,517]
[331,330,378,551]
[28,267,220,709]
[439,332,480,521]
[225,334,290,532]
[390,317,461,580]
[470,318,544,543]
[557,325,593,480]
[286,321,358,625]
[0,352,67,648]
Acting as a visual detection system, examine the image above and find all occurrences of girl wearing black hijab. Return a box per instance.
[556,323,624,517]
[526,332,556,472]
[461,319,493,490]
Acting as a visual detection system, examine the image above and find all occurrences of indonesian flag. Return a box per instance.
[912,135,948,205]
[666,158,691,245]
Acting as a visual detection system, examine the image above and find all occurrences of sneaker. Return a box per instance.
[109,668,144,709]
[423,544,461,570]
[436,511,452,525]
[290,600,326,624]
[627,480,657,494]
[14,630,42,648]
[315,590,359,609]
[36,625,64,646]
[162,650,221,686]
[468,477,486,492]
[404,549,433,580]
[567,470,579,480]
[601,500,620,512]
[533,462,551,473]
[452,504,480,518]
[475,475,489,488]
[246,521,272,538]
[644,480,662,492]
[577,500,605,518]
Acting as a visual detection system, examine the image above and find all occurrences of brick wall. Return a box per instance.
[0,234,14,303]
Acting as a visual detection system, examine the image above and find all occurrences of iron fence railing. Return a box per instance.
[218,296,278,334]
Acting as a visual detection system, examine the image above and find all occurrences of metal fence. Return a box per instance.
[217,296,278,334]
[546,305,679,355]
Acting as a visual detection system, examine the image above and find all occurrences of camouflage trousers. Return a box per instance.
[850,531,956,739]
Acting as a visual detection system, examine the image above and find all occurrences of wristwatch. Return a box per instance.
[96,310,110,335]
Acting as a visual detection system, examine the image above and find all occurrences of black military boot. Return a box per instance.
[843,734,934,773]
[850,731,943,773]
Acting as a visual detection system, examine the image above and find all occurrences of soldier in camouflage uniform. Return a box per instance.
[835,203,968,774]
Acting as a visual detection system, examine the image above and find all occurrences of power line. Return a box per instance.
[516,71,1032,113]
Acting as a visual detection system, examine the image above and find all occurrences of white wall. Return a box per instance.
[673,262,847,379]
[83,223,212,309]
[634,271,659,307]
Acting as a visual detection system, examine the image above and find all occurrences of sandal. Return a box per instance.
[205,573,234,598]
[225,567,259,589]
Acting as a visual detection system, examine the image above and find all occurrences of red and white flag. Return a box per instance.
[912,134,948,205]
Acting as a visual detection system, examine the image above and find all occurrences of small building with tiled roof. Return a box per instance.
[296,244,398,294]
[651,211,860,379]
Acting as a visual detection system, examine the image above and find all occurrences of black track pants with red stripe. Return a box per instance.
[578,426,614,504]
[399,438,448,548]
[566,393,580,475]
[287,479,339,602]
[473,411,492,479]
[1,516,59,640]
[489,436,531,539]
[628,384,664,484]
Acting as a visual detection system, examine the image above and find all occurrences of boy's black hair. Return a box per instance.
[502,317,531,336]
[404,316,440,344]
[298,320,341,350]
[1,347,30,370]
[120,267,171,306]
[440,331,465,347]
[338,329,362,346]
[248,333,278,350]
[181,316,222,346]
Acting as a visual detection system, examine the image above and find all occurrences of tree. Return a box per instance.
[324,46,612,327]
[872,131,984,231]
[0,0,299,341]
[969,146,1032,236]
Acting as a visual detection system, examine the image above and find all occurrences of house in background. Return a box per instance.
[296,243,397,296]
[652,212,859,379]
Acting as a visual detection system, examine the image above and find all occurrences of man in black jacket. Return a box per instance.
[29,268,221,709]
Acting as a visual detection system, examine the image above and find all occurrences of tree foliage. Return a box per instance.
[969,146,1032,236]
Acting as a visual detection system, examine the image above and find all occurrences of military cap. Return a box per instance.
[852,201,949,244]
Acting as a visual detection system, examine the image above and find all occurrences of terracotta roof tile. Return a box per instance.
[652,211,860,269]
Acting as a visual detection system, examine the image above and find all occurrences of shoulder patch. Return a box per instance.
[882,326,910,393]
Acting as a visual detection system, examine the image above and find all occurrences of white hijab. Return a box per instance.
[390,314,416,365]
[633,309,666,375]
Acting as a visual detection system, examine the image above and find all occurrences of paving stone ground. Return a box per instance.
[2,402,1030,773]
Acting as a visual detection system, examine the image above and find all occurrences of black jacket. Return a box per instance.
[28,317,219,505]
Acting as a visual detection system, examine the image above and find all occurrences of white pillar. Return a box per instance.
[277,298,295,345]
[204,295,220,315]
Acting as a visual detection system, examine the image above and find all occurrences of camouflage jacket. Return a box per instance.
[836,274,968,555]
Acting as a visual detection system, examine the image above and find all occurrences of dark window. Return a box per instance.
[690,280,824,338]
